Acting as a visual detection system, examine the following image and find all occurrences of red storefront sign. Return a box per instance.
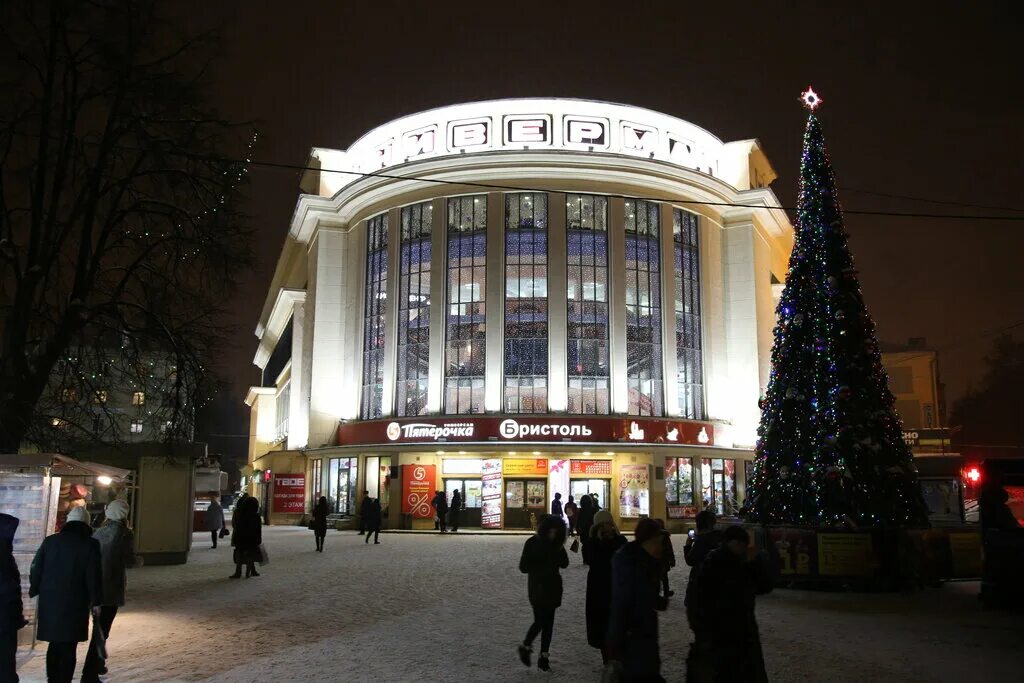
[570,460,613,476]
[272,474,305,514]
[339,416,714,447]
[401,464,436,518]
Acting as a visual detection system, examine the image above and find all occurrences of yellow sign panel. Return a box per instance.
[817,533,875,576]
[948,532,983,577]
[503,458,548,477]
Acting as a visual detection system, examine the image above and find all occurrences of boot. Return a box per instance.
[517,644,532,667]
[230,564,242,579]
[537,653,550,672]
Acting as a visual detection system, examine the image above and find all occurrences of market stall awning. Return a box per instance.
[51,455,133,482]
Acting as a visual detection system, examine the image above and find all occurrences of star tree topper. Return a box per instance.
[800,86,823,111]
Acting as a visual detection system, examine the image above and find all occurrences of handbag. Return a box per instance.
[219,527,229,539]
[258,543,270,566]
[570,537,580,553]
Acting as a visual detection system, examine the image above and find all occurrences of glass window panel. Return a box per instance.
[624,200,663,416]
[396,202,433,416]
[673,209,704,419]
[445,196,488,414]
[566,194,610,415]
[504,193,548,413]
[361,213,388,419]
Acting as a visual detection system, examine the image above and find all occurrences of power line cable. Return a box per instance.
[836,186,1024,214]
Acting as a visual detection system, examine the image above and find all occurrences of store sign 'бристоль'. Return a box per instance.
[339,416,714,447]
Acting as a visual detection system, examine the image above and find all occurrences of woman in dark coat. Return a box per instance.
[577,495,595,563]
[0,514,27,683]
[231,496,262,578]
[311,496,329,552]
[582,510,627,664]
[517,515,569,672]
[449,489,462,533]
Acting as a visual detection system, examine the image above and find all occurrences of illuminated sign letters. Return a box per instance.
[505,115,551,144]
[564,117,607,146]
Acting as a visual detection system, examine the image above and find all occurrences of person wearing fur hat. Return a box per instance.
[583,509,626,664]
[0,514,28,682]
[81,499,142,682]
[30,506,102,683]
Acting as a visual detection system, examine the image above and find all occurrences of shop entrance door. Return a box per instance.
[444,478,483,527]
[505,479,546,528]
[571,479,611,511]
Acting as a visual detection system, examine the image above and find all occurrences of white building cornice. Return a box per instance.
[253,288,306,369]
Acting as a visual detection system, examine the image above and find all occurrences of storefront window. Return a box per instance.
[445,196,487,414]
[566,194,610,414]
[665,457,694,505]
[361,213,388,419]
[328,457,359,515]
[673,209,704,419]
[308,458,323,505]
[624,199,664,416]
[701,457,737,516]
[504,193,549,413]
[397,202,432,416]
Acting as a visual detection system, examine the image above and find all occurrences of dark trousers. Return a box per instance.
[46,641,77,683]
[315,532,325,551]
[450,511,460,532]
[211,530,219,547]
[438,513,447,533]
[1,631,17,683]
[365,526,379,543]
[662,572,671,596]
[82,605,118,680]
[524,606,556,653]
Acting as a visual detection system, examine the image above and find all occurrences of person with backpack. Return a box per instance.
[516,515,569,672]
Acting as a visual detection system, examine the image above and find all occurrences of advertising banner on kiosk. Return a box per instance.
[272,474,305,514]
[401,464,436,518]
[481,459,503,528]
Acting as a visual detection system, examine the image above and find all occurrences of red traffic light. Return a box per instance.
[963,465,982,484]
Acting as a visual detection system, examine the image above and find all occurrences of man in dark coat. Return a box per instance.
[205,496,225,548]
[29,506,102,683]
[432,490,449,533]
[364,498,382,544]
[606,517,666,681]
[550,492,563,519]
[231,496,263,578]
[311,496,330,552]
[689,525,773,683]
[358,490,371,535]
[683,509,721,629]
[564,496,579,537]
[0,514,27,683]
[577,495,595,563]
[81,500,142,683]
[583,510,626,664]
[449,489,463,533]
[517,515,569,672]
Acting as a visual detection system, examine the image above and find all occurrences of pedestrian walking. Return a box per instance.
[449,489,463,533]
[582,510,627,665]
[0,514,28,683]
[517,515,569,672]
[550,492,563,520]
[655,519,676,599]
[206,496,225,549]
[231,496,262,579]
[683,509,721,630]
[564,496,579,537]
[432,490,449,533]
[358,490,371,535]
[364,498,382,544]
[81,500,143,683]
[577,495,595,562]
[605,517,667,682]
[28,507,102,683]
[311,496,329,552]
[689,525,773,683]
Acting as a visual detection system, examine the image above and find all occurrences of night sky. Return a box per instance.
[193,1,1023,419]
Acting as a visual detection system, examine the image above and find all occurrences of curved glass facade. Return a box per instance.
[359,192,703,421]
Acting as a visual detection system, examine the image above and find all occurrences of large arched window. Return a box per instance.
[624,199,663,416]
[360,213,388,419]
[566,194,610,414]
[396,202,432,416]
[673,208,703,419]
[444,196,487,414]
[504,193,548,413]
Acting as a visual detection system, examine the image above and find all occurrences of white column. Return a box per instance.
[426,197,447,414]
[608,197,628,414]
[547,192,568,413]
[308,228,350,447]
[659,203,680,417]
[287,296,309,449]
[381,207,401,417]
[721,212,762,447]
[484,192,504,412]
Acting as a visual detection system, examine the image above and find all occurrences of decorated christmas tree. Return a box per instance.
[745,89,929,527]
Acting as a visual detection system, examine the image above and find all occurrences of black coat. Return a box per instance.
[0,515,26,635]
[584,533,627,649]
[683,530,722,611]
[311,502,329,535]
[519,534,569,609]
[232,498,263,564]
[29,521,102,643]
[449,492,462,519]
[607,540,663,678]
[551,498,563,518]
[365,499,382,529]
[432,492,448,516]
[577,500,595,545]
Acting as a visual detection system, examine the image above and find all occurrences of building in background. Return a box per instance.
[881,337,946,430]
[245,99,795,530]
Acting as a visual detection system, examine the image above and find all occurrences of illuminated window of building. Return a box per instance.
[665,457,694,510]
[624,199,663,416]
[130,420,144,434]
[396,202,432,417]
[444,196,487,414]
[566,193,610,414]
[504,193,548,413]
[276,381,290,441]
[701,457,737,516]
[60,387,78,403]
[131,391,145,406]
[673,209,704,419]
[92,390,108,405]
[361,213,388,419]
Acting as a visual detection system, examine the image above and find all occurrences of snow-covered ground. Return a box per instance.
[17,526,1023,682]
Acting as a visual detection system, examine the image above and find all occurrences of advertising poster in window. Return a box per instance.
[618,464,650,518]
[272,474,306,514]
[548,459,569,523]
[526,481,546,508]
[401,464,435,518]
[481,458,503,528]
